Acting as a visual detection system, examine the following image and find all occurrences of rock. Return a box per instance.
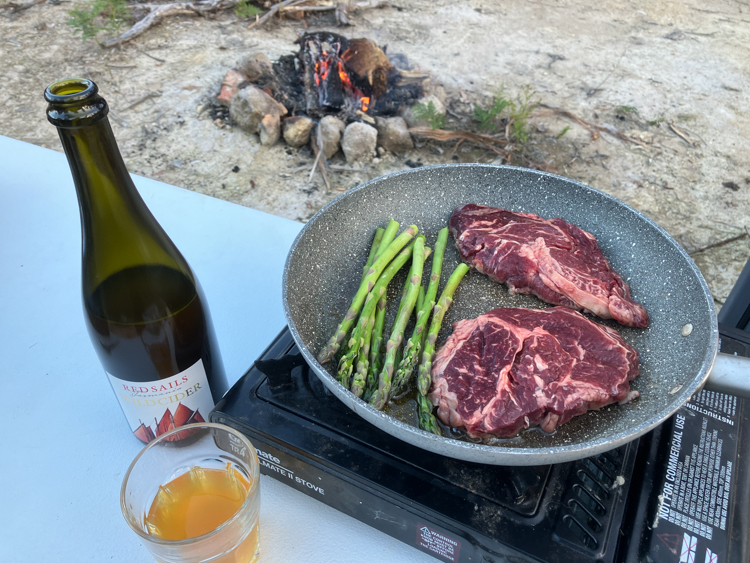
[315,116,346,159]
[260,114,281,146]
[230,85,287,134]
[341,122,378,163]
[238,53,275,83]
[216,69,248,107]
[375,116,413,153]
[283,116,314,148]
[399,94,446,128]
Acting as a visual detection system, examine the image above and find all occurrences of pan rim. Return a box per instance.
[282,163,719,465]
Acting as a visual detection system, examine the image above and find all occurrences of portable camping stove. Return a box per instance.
[212,263,750,563]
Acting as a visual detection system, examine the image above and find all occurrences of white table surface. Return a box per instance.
[0,135,437,563]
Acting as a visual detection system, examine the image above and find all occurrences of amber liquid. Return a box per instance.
[84,264,226,400]
[145,466,259,562]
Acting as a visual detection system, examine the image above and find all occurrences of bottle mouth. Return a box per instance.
[45,78,108,128]
[44,78,98,104]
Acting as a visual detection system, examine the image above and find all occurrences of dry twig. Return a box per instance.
[668,122,698,147]
[1,0,44,14]
[309,126,331,191]
[121,90,162,111]
[689,229,750,256]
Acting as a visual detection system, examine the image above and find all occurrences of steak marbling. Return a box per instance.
[429,307,640,438]
[449,204,649,328]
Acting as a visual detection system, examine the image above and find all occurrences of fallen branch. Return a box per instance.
[408,126,509,147]
[408,126,513,160]
[248,0,308,29]
[534,104,650,148]
[280,0,389,15]
[101,0,231,48]
[250,0,388,28]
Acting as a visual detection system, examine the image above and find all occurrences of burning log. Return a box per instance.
[341,38,395,100]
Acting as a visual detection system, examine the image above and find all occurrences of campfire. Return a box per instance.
[216,32,428,165]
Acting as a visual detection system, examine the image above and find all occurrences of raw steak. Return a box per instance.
[449,204,649,328]
[429,307,640,438]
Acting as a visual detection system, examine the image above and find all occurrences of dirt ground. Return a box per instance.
[2,0,749,310]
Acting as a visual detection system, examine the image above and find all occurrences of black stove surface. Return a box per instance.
[212,325,749,563]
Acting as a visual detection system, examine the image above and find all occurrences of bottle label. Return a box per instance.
[106,359,215,443]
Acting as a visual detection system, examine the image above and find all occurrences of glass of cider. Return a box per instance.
[121,423,260,563]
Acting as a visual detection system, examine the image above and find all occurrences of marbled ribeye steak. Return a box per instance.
[429,307,640,438]
[449,204,649,328]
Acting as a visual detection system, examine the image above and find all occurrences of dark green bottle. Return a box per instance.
[45,78,227,443]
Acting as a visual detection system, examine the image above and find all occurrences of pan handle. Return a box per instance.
[703,353,750,399]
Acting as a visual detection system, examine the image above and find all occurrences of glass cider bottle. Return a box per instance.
[45,78,228,443]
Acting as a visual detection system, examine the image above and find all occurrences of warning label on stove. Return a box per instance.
[648,390,740,563]
[416,523,461,562]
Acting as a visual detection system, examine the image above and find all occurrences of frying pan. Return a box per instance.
[282,164,750,465]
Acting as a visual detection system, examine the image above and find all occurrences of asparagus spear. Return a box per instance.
[418,394,442,435]
[417,263,469,433]
[318,225,418,364]
[360,227,384,282]
[366,293,386,400]
[376,219,400,258]
[369,236,426,410]
[393,228,449,392]
[338,241,418,387]
[350,311,375,397]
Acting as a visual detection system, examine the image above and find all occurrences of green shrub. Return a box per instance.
[67,0,130,43]
[234,0,264,19]
[412,101,446,130]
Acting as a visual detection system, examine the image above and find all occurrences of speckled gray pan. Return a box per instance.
[282,164,718,465]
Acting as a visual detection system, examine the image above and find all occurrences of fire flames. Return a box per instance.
[313,45,370,113]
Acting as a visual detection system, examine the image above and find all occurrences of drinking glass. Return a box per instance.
[121,423,261,563]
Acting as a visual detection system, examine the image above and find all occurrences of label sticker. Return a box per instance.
[107,359,214,442]
[649,390,739,562]
[416,522,461,562]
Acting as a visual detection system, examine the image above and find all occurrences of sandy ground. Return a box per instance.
[2,0,749,309]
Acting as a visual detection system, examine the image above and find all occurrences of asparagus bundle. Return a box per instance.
[417,263,470,434]
[338,240,418,389]
[393,227,449,393]
[346,226,389,390]
[319,220,469,431]
[354,220,398,395]
[369,236,426,410]
[366,247,432,401]
[318,225,417,364]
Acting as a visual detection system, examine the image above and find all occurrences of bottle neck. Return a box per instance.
[46,79,190,292]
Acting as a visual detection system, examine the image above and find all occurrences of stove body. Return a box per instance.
[211,324,748,563]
